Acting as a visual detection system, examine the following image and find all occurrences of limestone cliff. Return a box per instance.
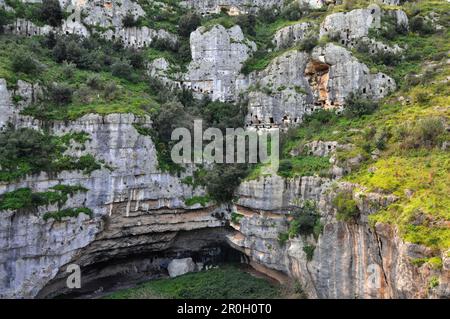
[0,0,448,300]
[230,178,449,298]
[0,81,228,298]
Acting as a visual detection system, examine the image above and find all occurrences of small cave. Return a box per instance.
[305,60,333,109]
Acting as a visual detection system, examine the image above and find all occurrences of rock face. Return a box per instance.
[237,175,330,212]
[182,25,255,102]
[320,5,382,42]
[0,81,228,298]
[0,79,15,130]
[74,0,145,29]
[3,0,178,49]
[230,178,449,299]
[168,258,197,277]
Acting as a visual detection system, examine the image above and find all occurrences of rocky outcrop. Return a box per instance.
[243,43,396,128]
[320,4,382,41]
[74,0,145,29]
[320,5,408,55]
[237,175,330,212]
[309,43,396,107]
[230,178,449,298]
[183,25,256,102]
[244,50,316,128]
[148,24,256,101]
[3,1,178,49]
[181,0,325,15]
[168,258,197,277]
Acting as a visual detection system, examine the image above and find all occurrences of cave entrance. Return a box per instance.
[38,228,246,299]
[305,60,332,109]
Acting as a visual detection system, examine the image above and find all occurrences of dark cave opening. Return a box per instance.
[37,227,247,299]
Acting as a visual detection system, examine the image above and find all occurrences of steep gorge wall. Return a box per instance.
[1,0,448,299]
[0,81,229,298]
[230,177,449,299]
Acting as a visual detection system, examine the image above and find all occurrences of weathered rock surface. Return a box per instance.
[168,258,197,277]
[181,0,285,15]
[320,4,382,41]
[3,1,178,49]
[237,175,330,212]
[0,80,227,298]
[273,22,315,50]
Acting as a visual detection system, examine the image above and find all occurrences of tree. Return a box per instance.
[40,0,63,27]
[178,12,201,37]
[205,164,250,203]
[0,8,12,33]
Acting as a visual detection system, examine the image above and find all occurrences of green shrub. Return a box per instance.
[111,60,137,82]
[0,185,87,211]
[0,127,101,182]
[0,8,12,33]
[86,75,105,90]
[40,0,63,27]
[205,164,250,203]
[398,118,445,150]
[428,276,439,290]
[280,2,303,21]
[236,14,257,36]
[297,35,318,53]
[333,191,359,222]
[286,200,322,240]
[278,232,289,246]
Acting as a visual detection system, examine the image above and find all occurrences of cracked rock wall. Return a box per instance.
[229,178,449,298]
